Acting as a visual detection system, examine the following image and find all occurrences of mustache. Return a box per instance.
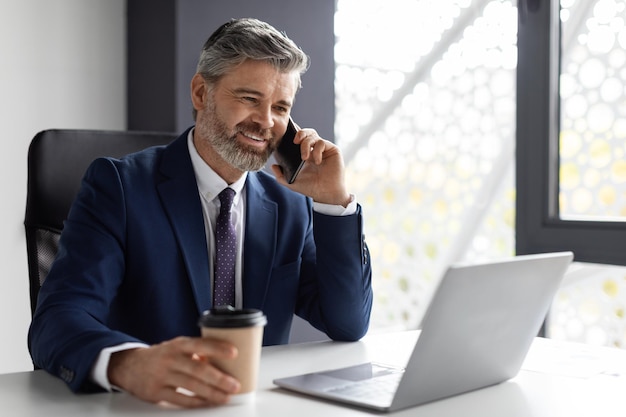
[234,122,274,141]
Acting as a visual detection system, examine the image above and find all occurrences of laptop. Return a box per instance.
[274,252,574,412]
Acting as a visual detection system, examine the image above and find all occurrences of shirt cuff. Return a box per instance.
[313,194,357,216]
[90,342,149,391]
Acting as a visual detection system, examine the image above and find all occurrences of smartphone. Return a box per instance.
[275,117,305,184]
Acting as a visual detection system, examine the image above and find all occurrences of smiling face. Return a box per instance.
[191,59,299,183]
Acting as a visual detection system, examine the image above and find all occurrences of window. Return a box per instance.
[517,0,626,347]
[516,0,626,265]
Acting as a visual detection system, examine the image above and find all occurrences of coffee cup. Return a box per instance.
[198,306,267,403]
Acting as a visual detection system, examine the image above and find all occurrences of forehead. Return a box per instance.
[215,59,299,101]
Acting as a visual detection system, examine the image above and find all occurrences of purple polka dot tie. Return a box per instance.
[214,188,236,307]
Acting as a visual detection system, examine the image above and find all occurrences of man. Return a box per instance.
[28,18,372,408]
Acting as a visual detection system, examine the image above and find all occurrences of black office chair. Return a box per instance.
[24,129,176,316]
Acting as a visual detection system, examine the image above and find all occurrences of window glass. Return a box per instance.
[559,0,626,221]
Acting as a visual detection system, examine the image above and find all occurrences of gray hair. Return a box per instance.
[193,18,310,119]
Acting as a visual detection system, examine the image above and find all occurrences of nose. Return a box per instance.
[250,105,274,130]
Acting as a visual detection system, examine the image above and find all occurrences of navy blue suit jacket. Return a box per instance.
[28,129,372,392]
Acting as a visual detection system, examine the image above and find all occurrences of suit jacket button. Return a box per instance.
[59,366,75,383]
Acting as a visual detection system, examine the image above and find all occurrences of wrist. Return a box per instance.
[314,192,353,208]
[107,348,141,389]
[338,193,354,208]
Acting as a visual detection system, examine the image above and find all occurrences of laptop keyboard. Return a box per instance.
[325,372,403,401]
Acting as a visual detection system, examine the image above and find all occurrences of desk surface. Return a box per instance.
[2,331,626,416]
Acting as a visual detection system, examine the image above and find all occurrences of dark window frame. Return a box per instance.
[516,0,626,266]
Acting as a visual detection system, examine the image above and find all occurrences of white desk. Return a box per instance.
[2,331,626,416]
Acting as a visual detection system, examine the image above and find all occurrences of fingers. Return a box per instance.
[163,363,239,407]
[175,335,238,360]
[164,337,241,398]
[277,126,349,204]
[108,337,241,408]
[158,390,212,408]
[139,361,239,408]
[295,129,332,165]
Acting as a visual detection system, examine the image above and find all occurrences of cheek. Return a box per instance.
[221,104,253,129]
[274,118,289,135]
[212,106,241,131]
[269,122,288,144]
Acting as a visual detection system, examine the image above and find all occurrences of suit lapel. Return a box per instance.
[157,132,212,314]
[156,134,278,313]
[242,173,277,310]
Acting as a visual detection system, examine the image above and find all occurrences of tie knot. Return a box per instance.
[219,188,235,212]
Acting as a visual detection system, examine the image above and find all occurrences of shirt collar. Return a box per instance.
[187,128,247,203]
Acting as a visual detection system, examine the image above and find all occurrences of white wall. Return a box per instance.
[0,0,126,374]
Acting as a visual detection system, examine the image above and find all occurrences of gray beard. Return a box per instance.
[197,100,276,172]
[210,135,270,172]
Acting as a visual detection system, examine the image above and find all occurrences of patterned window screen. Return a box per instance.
[335,0,517,329]
[335,0,626,348]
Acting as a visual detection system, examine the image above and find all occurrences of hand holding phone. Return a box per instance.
[274,118,305,184]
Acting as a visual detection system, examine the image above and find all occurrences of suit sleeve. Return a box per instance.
[28,158,143,392]
[296,204,373,341]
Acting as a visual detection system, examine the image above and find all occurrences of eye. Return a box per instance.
[274,105,289,114]
[242,96,258,104]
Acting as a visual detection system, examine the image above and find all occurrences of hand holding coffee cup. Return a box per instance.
[198,306,267,403]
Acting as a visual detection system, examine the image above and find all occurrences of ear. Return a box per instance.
[190,73,208,112]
